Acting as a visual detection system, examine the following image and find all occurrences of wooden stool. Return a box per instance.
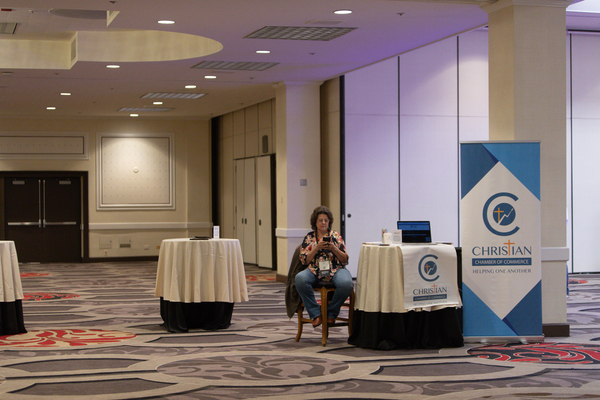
[295,282,355,346]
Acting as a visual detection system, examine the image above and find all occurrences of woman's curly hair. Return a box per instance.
[310,205,334,232]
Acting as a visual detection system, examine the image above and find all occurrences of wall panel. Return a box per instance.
[344,57,399,276]
[571,34,600,119]
[399,37,459,244]
[400,37,458,117]
[458,29,489,119]
[399,115,458,243]
[570,33,600,272]
[345,113,399,275]
[571,118,600,273]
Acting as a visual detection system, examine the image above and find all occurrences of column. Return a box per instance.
[484,0,571,335]
[274,82,322,278]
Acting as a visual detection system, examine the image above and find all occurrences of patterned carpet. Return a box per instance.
[0,262,599,399]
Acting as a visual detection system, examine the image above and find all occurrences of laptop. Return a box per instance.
[396,221,432,243]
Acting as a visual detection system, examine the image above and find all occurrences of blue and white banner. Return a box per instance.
[402,244,462,310]
[460,142,542,340]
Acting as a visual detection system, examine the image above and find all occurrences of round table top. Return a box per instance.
[0,240,23,302]
[155,238,248,303]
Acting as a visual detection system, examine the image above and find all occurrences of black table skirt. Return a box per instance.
[159,298,235,333]
[0,300,27,336]
[348,308,463,350]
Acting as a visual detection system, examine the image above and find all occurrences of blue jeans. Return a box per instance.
[294,267,353,320]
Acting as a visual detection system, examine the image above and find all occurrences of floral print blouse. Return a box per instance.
[299,230,348,281]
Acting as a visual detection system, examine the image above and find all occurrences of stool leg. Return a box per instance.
[321,287,328,346]
[296,304,304,342]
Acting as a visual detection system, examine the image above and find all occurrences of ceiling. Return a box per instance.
[0,0,598,120]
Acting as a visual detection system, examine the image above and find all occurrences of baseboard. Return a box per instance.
[543,323,570,337]
[88,256,159,263]
[276,274,287,283]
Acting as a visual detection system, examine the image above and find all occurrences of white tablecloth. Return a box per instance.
[355,243,459,313]
[0,241,24,302]
[155,238,248,303]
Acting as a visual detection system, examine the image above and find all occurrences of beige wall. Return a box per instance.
[0,92,329,266]
[320,78,343,233]
[274,83,323,276]
[0,116,211,259]
[487,2,568,326]
[216,86,342,275]
[217,99,275,240]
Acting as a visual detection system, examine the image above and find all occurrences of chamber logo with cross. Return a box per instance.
[418,254,440,282]
[483,192,520,237]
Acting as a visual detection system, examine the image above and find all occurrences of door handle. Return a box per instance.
[41,179,46,228]
[39,179,43,227]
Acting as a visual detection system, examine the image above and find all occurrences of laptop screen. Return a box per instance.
[396,221,432,243]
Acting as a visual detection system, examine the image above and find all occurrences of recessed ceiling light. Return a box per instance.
[60,92,71,96]
[256,50,271,54]
[334,9,352,15]
[158,20,175,24]
[153,101,163,105]
[46,107,56,110]
[130,114,139,117]
[106,65,120,69]
[204,75,217,79]
[185,85,196,89]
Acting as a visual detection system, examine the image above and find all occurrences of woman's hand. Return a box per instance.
[317,240,331,251]
[303,236,348,265]
[329,242,348,264]
[321,239,348,264]
[303,240,326,265]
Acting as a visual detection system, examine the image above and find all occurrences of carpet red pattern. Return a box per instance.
[20,273,50,278]
[245,274,276,281]
[469,343,600,364]
[569,279,588,284]
[23,293,80,301]
[0,329,137,348]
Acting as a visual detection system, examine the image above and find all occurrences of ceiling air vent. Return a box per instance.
[49,9,108,19]
[118,107,174,113]
[192,61,278,71]
[141,92,206,100]
[0,22,18,35]
[245,26,356,41]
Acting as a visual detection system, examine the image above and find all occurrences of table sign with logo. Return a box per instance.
[401,244,462,310]
[349,243,464,349]
[460,141,542,342]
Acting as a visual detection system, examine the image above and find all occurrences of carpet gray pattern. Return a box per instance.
[0,262,599,400]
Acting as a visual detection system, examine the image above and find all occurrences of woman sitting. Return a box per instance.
[294,205,353,327]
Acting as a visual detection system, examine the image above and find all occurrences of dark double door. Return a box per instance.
[3,174,84,263]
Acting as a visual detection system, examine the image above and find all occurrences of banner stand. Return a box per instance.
[460,141,543,343]
[464,336,545,345]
